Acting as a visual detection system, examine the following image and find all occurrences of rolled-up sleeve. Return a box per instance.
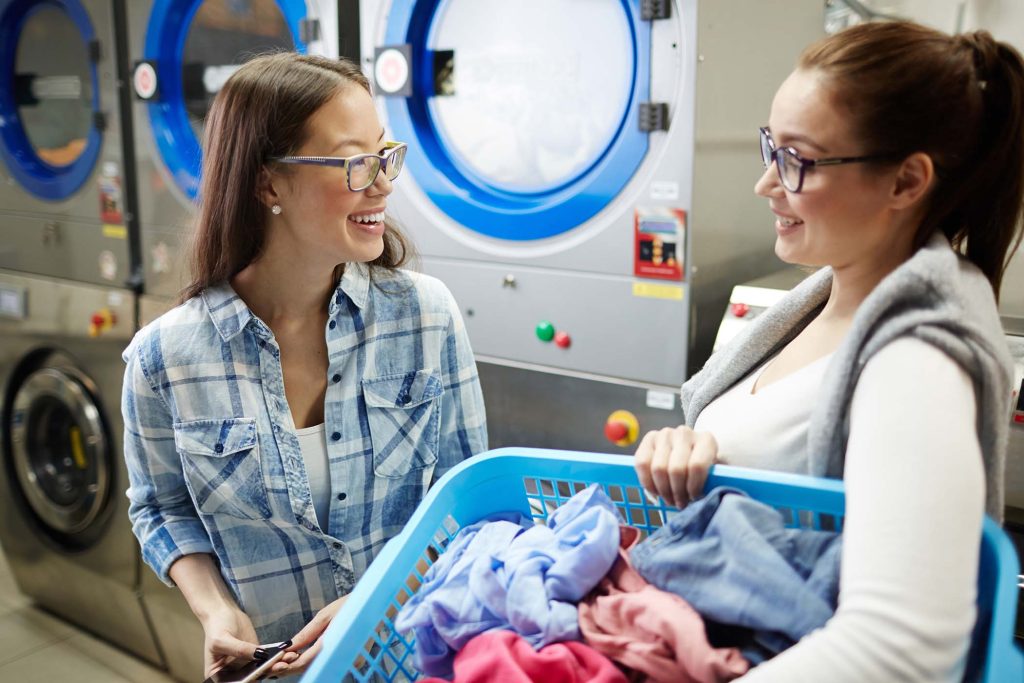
[433,290,488,483]
[122,339,213,585]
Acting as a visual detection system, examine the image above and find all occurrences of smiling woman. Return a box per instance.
[634,20,1024,682]
[121,53,487,680]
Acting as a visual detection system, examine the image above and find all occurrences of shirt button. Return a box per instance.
[214,443,224,453]
[337,492,347,501]
[328,320,337,330]
[332,542,342,550]
[332,374,341,383]
[398,394,411,406]
[331,432,341,441]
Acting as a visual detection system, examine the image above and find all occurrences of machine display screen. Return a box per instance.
[0,285,26,319]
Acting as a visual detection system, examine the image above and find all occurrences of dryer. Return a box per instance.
[359,0,824,451]
[125,0,356,301]
[0,0,140,290]
[0,270,163,666]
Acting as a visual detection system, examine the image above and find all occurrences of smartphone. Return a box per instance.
[202,640,292,683]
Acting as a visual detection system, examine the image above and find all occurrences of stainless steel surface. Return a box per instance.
[479,360,682,453]
[0,0,135,289]
[1006,333,1024,512]
[141,568,205,683]
[0,271,162,666]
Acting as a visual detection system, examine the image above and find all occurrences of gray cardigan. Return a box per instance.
[682,234,1013,519]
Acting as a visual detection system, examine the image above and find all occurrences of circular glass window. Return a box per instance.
[14,6,93,167]
[428,0,634,193]
[181,0,294,140]
[10,367,109,538]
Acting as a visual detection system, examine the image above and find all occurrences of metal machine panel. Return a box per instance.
[360,0,823,448]
[421,258,688,384]
[0,0,135,289]
[0,271,163,666]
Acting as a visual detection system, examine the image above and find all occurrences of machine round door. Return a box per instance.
[379,0,652,240]
[8,364,112,548]
[139,0,312,201]
[0,0,102,201]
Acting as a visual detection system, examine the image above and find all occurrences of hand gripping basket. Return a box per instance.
[301,448,1024,683]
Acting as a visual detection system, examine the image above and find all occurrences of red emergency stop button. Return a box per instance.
[604,410,639,447]
[731,302,750,318]
[89,308,117,337]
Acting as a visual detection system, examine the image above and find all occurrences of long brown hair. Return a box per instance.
[180,53,413,303]
[799,21,1024,297]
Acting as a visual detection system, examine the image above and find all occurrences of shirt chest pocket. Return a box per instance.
[361,370,443,478]
[173,417,272,520]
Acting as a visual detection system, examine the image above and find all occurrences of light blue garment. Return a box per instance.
[121,263,488,643]
[395,485,622,678]
[631,487,841,660]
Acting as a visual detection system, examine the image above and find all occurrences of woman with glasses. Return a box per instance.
[635,21,1023,680]
[121,53,487,679]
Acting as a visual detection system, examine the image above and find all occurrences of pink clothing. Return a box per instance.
[578,526,749,683]
[418,630,627,683]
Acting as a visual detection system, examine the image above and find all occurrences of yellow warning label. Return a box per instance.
[632,282,684,301]
[70,426,87,469]
[102,224,128,239]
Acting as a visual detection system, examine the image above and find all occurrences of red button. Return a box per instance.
[554,331,571,348]
[1014,414,1024,424]
[604,421,629,443]
[730,303,750,318]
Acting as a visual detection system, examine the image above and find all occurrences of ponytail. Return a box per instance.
[799,23,1024,298]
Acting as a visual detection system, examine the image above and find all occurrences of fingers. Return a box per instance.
[274,638,323,676]
[685,431,719,503]
[666,427,695,508]
[288,614,328,651]
[210,632,260,660]
[634,426,719,509]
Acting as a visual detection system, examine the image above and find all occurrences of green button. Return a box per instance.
[536,321,555,342]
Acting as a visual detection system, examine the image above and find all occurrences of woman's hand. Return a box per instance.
[271,595,350,676]
[634,426,720,509]
[200,606,261,678]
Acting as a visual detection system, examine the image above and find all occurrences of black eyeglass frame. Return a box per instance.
[759,127,902,193]
[270,141,408,192]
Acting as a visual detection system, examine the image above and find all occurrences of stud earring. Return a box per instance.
[271,204,282,215]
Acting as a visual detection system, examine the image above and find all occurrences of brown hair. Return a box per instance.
[180,53,413,303]
[799,21,1024,297]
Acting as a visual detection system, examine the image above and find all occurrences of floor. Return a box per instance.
[0,542,175,683]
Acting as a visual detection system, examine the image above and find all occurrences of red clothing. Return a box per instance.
[578,526,749,683]
[419,629,627,683]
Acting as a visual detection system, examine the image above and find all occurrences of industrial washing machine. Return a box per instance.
[0,270,162,665]
[358,0,823,452]
[0,0,140,290]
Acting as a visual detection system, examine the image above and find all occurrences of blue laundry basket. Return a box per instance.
[301,448,1024,682]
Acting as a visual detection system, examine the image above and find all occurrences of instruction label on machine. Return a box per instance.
[634,207,685,280]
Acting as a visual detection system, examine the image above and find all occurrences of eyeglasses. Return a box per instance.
[270,141,408,192]
[759,127,900,193]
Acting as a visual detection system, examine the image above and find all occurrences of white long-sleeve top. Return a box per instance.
[695,337,983,681]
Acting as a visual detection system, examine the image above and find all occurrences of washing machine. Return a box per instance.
[359,0,823,452]
[0,270,163,665]
[0,0,140,290]
[126,0,358,301]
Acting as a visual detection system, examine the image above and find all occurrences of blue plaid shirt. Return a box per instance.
[122,264,487,642]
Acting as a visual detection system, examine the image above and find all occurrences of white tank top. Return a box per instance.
[295,423,330,531]
[693,352,834,472]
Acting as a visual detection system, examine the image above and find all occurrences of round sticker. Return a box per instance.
[375,49,410,94]
[133,62,158,100]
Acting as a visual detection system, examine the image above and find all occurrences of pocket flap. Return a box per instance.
[362,370,443,409]
[173,417,257,457]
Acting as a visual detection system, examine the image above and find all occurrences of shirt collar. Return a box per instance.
[332,262,371,314]
[202,283,255,342]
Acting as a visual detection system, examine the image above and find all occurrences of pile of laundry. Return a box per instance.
[394,484,842,682]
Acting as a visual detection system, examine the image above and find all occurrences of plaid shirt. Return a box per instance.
[122,263,487,642]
